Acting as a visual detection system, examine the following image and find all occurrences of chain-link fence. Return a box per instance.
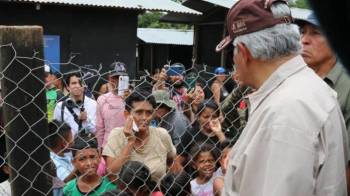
[0,27,248,196]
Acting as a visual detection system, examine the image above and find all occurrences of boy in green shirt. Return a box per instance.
[64,134,116,196]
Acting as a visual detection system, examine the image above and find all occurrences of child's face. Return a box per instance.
[193,85,205,105]
[198,107,219,132]
[73,148,100,176]
[194,151,216,178]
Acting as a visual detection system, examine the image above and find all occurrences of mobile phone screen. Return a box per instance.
[132,120,139,133]
[118,76,129,96]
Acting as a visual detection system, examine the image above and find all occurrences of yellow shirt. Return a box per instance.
[103,127,176,182]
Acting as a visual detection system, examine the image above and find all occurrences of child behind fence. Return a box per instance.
[47,120,76,195]
[190,144,219,196]
[63,134,116,196]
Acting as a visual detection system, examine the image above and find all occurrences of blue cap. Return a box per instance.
[294,12,320,27]
[167,63,185,76]
[214,67,226,74]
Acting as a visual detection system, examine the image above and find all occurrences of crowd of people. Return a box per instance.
[1,0,350,195]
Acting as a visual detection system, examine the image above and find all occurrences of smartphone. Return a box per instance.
[185,74,196,91]
[118,75,129,96]
[132,120,139,133]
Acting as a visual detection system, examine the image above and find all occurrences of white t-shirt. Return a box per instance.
[191,175,216,196]
[0,180,11,196]
[54,96,97,136]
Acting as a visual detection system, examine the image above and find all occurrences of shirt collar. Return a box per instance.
[248,55,306,115]
[324,61,343,88]
[50,151,72,160]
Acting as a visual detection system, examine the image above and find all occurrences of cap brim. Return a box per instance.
[215,36,233,52]
[294,18,319,28]
[157,101,176,109]
[110,72,127,77]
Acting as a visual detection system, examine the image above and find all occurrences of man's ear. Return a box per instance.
[237,43,253,63]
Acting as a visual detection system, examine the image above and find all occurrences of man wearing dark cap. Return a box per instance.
[152,90,191,146]
[95,62,127,149]
[154,63,187,111]
[216,0,349,195]
[296,13,350,194]
[296,12,350,151]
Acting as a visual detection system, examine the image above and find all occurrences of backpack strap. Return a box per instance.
[61,101,65,122]
[61,100,80,126]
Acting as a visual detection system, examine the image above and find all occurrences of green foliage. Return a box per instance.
[290,0,309,9]
[138,12,192,30]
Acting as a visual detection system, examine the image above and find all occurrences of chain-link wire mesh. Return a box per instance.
[0,43,249,196]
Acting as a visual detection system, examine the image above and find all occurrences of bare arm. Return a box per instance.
[105,142,134,182]
[95,99,105,148]
[211,82,221,104]
[105,116,136,182]
[153,68,168,91]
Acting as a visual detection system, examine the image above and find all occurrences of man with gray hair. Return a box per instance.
[216,0,349,195]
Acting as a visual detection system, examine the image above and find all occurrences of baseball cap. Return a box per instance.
[152,90,176,109]
[294,12,320,28]
[214,67,226,74]
[216,0,293,52]
[108,62,128,77]
[167,63,185,76]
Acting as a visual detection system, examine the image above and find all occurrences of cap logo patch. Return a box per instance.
[232,20,247,34]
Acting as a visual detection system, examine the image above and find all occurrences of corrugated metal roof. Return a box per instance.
[201,0,236,8]
[14,0,202,15]
[290,7,311,20]
[137,28,193,46]
[200,1,311,19]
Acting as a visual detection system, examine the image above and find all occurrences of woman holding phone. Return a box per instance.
[102,90,176,183]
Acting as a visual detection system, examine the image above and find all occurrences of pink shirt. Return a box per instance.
[96,92,125,148]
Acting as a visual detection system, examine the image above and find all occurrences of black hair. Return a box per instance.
[124,89,156,112]
[196,99,220,118]
[71,133,98,157]
[52,72,62,79]
[190,143,220,163]
[195,78,206,89]
[46,120,71,149]
[160,172,191,196]
[64,70,82,87]
[118,161,154,193]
